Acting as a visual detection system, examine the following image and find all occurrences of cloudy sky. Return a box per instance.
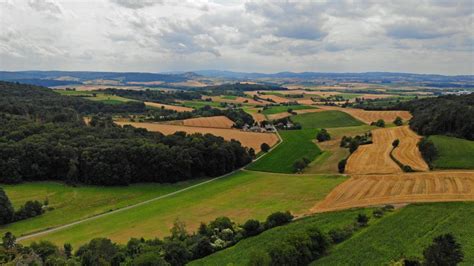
[1,0,473,75]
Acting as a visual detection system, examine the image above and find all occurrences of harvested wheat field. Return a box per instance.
[144,102,194,112]
[312,171,474,212]
[115,122,279,152]
[346,126,428,174]
[180,116,234,128]
[317,105,412,124]
[392,126,430,171]
[250,112,266,123]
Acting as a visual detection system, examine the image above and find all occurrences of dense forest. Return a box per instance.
[0,82,253,185]
[398,94,474,140]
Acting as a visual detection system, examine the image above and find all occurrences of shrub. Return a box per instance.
[373,119,385,127]
[392,139,400,148]
[372,209,384,218]
[133,252,170,266]
[316,129,331,142]
[394,116,403,126]
[14,200,44,221]
[30,241,59,262]
[242,219,262,237]
[423,234,464,266]
[293,159,308,173]
[356,214,369,226]
[382,205,395,212]
[328,226,354,244]
[260,143,271,153]
[402,165,414,172]
[265,211,294,229]
[338,159,347,173]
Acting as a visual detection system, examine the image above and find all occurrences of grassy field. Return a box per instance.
[0,181,202,238]
[182,100,223,109]
[429,135,474,169]
[246,129,322,173]
[18,171,346,246]
[262,104,316,115]
[54,90,134,104]
[292,110,363,129]
[221,95,237,100]
[192,202,474,265]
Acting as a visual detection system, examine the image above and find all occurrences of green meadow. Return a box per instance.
[429,135,474,169]
[292,110,363,129]
[16,171,346,247]
[262,104,316,115]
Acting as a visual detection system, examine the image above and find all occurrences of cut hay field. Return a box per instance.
[317,105,412,124]
[430,135,474,169]
[312,171,474,212]
[144,102,194,112]
[18,171,347,247]
[115,121,279,152]
[345,126,427,175]
[292,110,363,129]
[243,107,266,123]
[193,202,474,266]
[180,116,234,128]
[246,129,322,173]
[0,181,201,238]
[305,125,375,174]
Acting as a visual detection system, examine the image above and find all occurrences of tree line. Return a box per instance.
[0,81,253,185]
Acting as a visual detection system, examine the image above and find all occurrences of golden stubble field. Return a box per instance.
[317,105,412,124]
[144,102,194,112]
[312,171,474,212]
[345,126,429,175]
[115,121,279,152]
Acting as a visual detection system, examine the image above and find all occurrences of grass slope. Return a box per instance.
[292,110,363,129]
[182,100,222,109]
[0,181,201,237]
[246,129,322,173]
[19,171,346,246]
[55,90,134,104]
[429,135,474,169]
[262,105,316,115]
[193,202,474,265]
[314,202,474,265]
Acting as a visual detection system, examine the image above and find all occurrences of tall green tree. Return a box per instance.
[0,188,14,224]
[423,234,464,266]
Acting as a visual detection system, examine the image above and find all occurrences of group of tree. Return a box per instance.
[0,211,294,265]
[371,119,385,127]
[402,234,464,266]
[397,94,474,140]
[316,129,331,142]
[418,137,438,169]
[0,188,44,225]
[0,81,253,185]
[340,133,372,153]
[293,157,311,173]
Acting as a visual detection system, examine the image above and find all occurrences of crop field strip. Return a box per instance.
[144,101,194,112]
[312,171,474,212]
[115,121,279,152]
[316,105,412,124]
[181,116,235,128]
[345,126,427,174]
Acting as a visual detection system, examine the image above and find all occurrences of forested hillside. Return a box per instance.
[0,82,252,185]
[399,94,474,140]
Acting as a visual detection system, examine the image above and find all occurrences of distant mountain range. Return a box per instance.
[193,70,474,84]
[1,70,473,88]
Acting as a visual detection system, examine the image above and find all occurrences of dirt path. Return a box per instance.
[312,171,474,212]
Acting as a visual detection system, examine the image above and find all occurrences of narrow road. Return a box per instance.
[17,130,283,242]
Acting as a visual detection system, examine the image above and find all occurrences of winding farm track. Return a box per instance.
[312,171,474,212]
[345,126,428,174]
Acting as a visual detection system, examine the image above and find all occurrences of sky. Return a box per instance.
[0,0,473,75]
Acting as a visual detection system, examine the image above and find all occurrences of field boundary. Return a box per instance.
[16,129,284,242]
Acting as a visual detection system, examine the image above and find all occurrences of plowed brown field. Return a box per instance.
[312,171,474,212]
[317,105,412,124]
[181,116,234,128]
[115,122,279,152]
[345,126,428,174]
[144,102,194,112]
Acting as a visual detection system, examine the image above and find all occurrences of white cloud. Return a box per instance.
[0,0,472,74]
